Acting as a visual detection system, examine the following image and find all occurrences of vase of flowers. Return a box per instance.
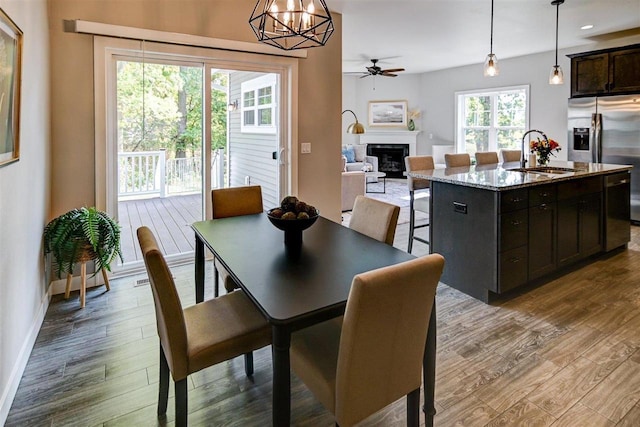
[408,109,421,131]
[530,137,561,166]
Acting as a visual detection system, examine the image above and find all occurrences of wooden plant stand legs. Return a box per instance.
[64,263,111,308]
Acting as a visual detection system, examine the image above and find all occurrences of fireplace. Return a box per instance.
[367,144,410,178]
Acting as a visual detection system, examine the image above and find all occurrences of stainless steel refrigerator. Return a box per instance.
[568,94,640,223]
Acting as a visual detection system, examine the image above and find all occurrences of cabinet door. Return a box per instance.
[529,203,556,280]
[571,53,609,97]
[580,192,603,257]
[557,198,580,267]
[609,48,640,94]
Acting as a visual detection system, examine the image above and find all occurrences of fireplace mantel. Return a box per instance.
[359,131,421,156]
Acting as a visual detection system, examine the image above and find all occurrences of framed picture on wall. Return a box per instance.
[0,7,22,168]
[368,100,407,127]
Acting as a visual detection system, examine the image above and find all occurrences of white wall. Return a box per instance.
[344,35,640,161]
[0,0,51,423]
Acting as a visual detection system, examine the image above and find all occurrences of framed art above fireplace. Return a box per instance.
[368,100,407,128]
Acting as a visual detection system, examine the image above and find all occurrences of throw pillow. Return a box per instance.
[341,146,355,163]
[351,144,366,162]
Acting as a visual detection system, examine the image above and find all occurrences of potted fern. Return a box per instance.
[44,207,123,306]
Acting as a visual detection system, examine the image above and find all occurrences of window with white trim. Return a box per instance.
[455,85,529,156]
[241,74,277,134]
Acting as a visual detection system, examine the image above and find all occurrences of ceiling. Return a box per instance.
[330,0,640,75]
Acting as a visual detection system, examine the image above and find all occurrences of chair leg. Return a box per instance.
[408,192,415,254]
[407,388,420,427]
[101,267,111,291]
[175,378,188,427]
[244,352,254,377]
[158,346,170,416]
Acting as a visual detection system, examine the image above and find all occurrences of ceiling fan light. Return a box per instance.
[549,65,564,85]
[484,53,499,77]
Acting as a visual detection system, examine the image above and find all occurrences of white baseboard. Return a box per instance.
[0,287,52,426]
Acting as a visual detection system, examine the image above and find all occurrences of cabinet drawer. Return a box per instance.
[499,246,528,293]
[500,189,528,213]
[500,210,528,252]
[529,185,556,206]
[557,176,602,200]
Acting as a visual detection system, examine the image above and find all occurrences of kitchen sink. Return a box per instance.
[509,166,583,175]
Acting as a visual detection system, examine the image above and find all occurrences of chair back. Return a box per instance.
[349,196,400,245]
[405,155,434,191]
[335,254,445,426]
[501,149,522,163]
[444,153,471,167]
[475,151,499,165]
[137,226,189,379]
[211,185,263,219]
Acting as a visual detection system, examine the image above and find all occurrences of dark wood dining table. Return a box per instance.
[192,214,437,426]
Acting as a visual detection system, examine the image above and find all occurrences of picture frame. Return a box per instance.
[368,100,408,127]
[0,7,22,168]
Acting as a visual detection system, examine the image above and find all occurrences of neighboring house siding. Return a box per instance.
[229,71,279,209]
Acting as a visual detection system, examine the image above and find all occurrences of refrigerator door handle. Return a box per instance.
[592,113,602,163]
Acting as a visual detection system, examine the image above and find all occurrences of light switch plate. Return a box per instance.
[301,143,311,154]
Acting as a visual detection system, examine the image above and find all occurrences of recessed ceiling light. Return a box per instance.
[581,24,594,30]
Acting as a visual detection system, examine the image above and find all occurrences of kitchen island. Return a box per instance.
[410,161,632,303]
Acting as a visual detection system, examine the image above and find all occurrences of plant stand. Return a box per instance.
[64,249,111,308]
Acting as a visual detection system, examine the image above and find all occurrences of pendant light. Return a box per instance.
[483,0,499,77]
[249,0,335,51]
[549,0,565,85]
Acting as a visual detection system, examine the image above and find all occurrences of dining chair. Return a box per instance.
[290,254,445,427]
[501,149,522,163]
[211,185,263,296]
[136,226,271,427]
[444,153,471,168]
[475,151,499,165]
[349,195,400,245]
[404,156,433,253]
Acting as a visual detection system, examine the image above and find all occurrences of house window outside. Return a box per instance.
[241,74,276,134]
[456,86,529,156]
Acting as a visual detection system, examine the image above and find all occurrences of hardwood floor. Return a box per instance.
[7,213,640,425]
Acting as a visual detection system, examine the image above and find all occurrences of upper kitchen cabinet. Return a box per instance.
[569,44,640,98]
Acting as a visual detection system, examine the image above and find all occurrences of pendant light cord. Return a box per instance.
[554,1,559,66]
[490,0,494,54]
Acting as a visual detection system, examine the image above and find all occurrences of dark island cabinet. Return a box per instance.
[557,177,603,268]
[528,184,557,280]
[570,45,640,97]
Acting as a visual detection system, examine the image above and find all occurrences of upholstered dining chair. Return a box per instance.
[501,149,522,163]
[211,185,263,296]
[405,156,434,253]
[475,151,499,165]
[290,254,445,427]
[137,226,271,427]
[349,195,400,245]
[444,153,471,168]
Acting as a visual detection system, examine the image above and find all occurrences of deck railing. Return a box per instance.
[118,149,223,198]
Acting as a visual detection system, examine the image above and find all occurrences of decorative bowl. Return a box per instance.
[267,208,319,248]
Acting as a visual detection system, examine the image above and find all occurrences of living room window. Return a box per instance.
[455,85,529,156]
[241,74,277,134]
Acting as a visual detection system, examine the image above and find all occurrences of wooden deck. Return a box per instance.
[118,194,202,264]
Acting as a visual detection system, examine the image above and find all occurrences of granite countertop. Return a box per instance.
[409,160,633,191]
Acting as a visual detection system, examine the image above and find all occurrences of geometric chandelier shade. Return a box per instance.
[249,0,335,50]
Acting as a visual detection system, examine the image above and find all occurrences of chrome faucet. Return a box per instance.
[521,129,549,168]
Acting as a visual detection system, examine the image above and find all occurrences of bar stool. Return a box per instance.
[475,151,499,165]
[405,156,434,253]
[444,153,471,167]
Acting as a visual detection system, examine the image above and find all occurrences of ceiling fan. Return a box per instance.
[349,59,406,78]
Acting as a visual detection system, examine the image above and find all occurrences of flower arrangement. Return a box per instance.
[408,109,421,131]
[530,137,561,165]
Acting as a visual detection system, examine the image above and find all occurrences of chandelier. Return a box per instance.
[249,0,335,51]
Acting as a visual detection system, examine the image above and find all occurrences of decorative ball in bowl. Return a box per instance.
[267,196,319,248]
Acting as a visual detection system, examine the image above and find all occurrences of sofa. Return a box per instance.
[341,144,379,183]
[341,156,365,211]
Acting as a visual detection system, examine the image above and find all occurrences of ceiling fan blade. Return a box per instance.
[359,74,372,79]
[382,68,405,73]
[381,73,398,77]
